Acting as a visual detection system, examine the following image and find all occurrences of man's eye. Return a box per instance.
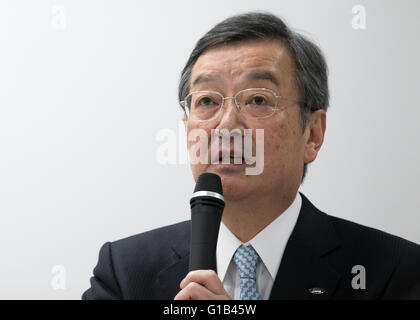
[250,96,267,105]
[198,97,213,105]
[197,96,218,107]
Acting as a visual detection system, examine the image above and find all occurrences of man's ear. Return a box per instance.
[182,114,187,130]
[303,110,326,164]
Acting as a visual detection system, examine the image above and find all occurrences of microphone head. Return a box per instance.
[194,173,223,195]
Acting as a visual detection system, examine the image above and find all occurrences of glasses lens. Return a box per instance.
[187,92,222,120]
[236,89,277,118]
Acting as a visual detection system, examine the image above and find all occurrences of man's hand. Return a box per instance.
[174,270,232,300]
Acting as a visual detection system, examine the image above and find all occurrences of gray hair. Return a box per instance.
[178,12,329,183]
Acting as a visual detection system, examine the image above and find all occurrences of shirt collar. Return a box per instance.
[216,192,302,281]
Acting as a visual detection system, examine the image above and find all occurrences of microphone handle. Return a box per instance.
[189,197,224,271]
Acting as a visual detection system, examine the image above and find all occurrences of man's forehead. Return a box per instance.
[190,40,292,86]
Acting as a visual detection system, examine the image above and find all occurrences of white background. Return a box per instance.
[0,0,419,299]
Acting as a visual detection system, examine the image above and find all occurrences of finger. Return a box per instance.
[174,282,214,300]
[180,270,227,295]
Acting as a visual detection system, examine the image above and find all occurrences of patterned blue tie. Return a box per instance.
[233,244,261,300]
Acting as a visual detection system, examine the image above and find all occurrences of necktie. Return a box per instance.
[233,244,261,300]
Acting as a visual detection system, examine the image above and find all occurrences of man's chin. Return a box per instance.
[192,165,251,198]
[215,173,253,201]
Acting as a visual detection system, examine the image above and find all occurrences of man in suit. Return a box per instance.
[82,12,420,300]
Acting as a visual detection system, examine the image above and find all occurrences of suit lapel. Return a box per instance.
[269,193,342,300]
[155,252,189,299]
[155,223,190,300]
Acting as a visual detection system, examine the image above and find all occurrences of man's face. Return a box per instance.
[185,39,318,201]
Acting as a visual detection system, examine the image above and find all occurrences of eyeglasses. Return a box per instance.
[180,88,303,121]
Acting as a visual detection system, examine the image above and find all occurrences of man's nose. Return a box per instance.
[216,97,243,130]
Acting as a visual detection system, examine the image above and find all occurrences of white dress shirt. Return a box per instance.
[216,192,302,300]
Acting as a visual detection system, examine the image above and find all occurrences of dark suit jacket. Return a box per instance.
[82,193,420,300]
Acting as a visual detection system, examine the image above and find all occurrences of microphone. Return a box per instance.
[189,173,225,272]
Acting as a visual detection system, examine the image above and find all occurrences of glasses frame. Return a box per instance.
[179,87,303,121]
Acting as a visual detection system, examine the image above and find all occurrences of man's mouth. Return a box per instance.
[217,150,245,164]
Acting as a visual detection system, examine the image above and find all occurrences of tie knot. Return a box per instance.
[233,244,260,280]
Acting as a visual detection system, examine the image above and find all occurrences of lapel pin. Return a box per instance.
[309,287,326,295]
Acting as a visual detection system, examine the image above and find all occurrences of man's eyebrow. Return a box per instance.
[191,71,279,88]
[191,74,222,87]
[243,71,280,87]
